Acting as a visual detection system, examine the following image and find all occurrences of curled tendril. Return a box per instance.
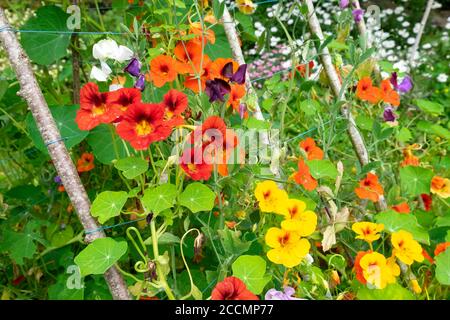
[179,228,201,300]
[135,260,150,273]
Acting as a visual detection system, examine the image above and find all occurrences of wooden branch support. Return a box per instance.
[0,8,131,300]
[409,0,434,67]
[304,0,388,211]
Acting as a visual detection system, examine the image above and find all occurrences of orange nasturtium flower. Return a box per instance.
[352,222,384,243]
[227,83,246,113]
[77,152,95,173]
[254,180,288,214]
[299,138,324,160]
[354,250,372,285]
[400,146,420,167]
[356,77,381,104]
[294,159,318,191]
[149,55,181,87]
[359,252,397,289]
[434,242,450,257]
[280,199,317,237]
[265,226,311,268]
[430,176,450,199]
[184,56,220,93]
[391,230,424,265]
[392,202,410,214]
[380,79,400,107]
[189,21,216,45]
[354,173,384,202]
[174,40,204,75]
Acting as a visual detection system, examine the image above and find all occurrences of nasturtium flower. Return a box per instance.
[434,242,450,257]
[211,276,258,300]
[161,89,188,126]
[354,250,372,285]
[391,230,424,265]
[352,222,384,243]
[76,82,120,130]
[214,58,239,81]
[189,21,216,45]
[359,252,396,289]
[77,152,95,173]
[293,159,318,191]
[356,77,381,104]
[174,40,204,74]
[254,180,289,214]
[392,202,410,214]
[400,146,420,167]
[116,102,172,150]
[149,55,180,87]
[184,56,220,93]
[380,79,400,107]
[108,87,141,114]
[227,84,246,112]
[354,173,384,202]
[265,227,311,268]
[280,199,317,237]
[180,147,213,181]
[430,176,450,198]
[410,279,422,294]
[236,0,257,15]
[299,138,324,160]
[420,194,432,211]
[292,61,315,78]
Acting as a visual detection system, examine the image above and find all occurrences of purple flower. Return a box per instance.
[124,58,141,77]
[221,62,234,79]
[134,74,145,91]
[265,287,303,300]
[231,64,247,84]
[383,106,397,122]
[54,176,62,184]
[205,79,231,103]
[390,72,413,93]
[340,0,350,9]
[352,9,364,23]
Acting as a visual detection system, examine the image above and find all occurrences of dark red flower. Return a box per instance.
[211,276,258,300]
[190,116,237,150]
[420,194,432,211]
[162,89,188,127]
[76,82,120,130]
[205,79,231,103]
[108,87,142,114]
[116,102,172,150]
[180,147,213,181]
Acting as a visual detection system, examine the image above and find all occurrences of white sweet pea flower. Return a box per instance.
[90,60,112,82]
[93,39,133,62]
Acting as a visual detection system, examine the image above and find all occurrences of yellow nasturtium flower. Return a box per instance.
[254,180,288,214]
[359,252,396,289]
[265,227,311,268]
[236,0,257,15]
[280,199,317,237]
[391,230,424,265]
[430,176,450,199]
[352,222,384,243]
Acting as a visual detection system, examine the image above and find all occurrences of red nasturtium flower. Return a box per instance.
[355,173,384,202]
[380,79,400,107]
[434,242,450,257]
[211,276,258,300]
[294,159,318,191]
[108,87,141,114]
[422,249,434,264]
[295,61,315,77]
[227,83,246,112]
[77,152,95,173]
[356,77,381,104]
[180,147,213,181]
[354,250,372,285]
[116,103,172,150]
[161,89,188,126]
[149,55,180,87]
[420,194,432,211]
[299,138,324,160]
[76,83,120,130]
[392,202,410,214]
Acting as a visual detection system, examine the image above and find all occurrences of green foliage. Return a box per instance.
[90,191,128,224]
[232,255,271,295]
[141,183,178,214]
[114,157,148,179]
[179,183,215,213]
[357,283,415,300]
[399,166,434,197]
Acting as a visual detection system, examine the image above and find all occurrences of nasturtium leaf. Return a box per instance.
[50,225,74,247]
[0,230,37,265]
[244,117,270,129]
[114,157,148,179]
[74,238,128,276]
[204,25,232,59]
[26,105,88,153]
[48,273,84,300]
[397,127,412,143]
[21,6,71,65]
[91,191,128,224]
[431,124,450,140]
[375,210,430,245]
[357,283,415,300]
[141,184,177,214]
[300,99,321,116]
[436,215,450,228]
[179,183,215,213]
[87,124,131,164]
[415,99,444,116]
[232,255,271,295]
[306,160,338,180]
[217,228,251,256]
[435,248,450,285]
[399,166,433,197]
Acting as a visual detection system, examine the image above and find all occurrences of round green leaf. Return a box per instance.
[232,255,271,295]
[91,191,128,224]
[74,238,128,276]
[141,183,177,214]
[87,124,132,164]
[306,160,338,180]
[399,166,433,197]
[21,6,71,65]
[26,105,89,153]
[179,183,215,213]
[357,283,415,300]
[114,157,148,179]
[435,248,450,285]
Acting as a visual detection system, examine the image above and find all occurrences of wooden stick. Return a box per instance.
[409,0,434,67]
[304,0,388,211]
[0,8,131,300]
